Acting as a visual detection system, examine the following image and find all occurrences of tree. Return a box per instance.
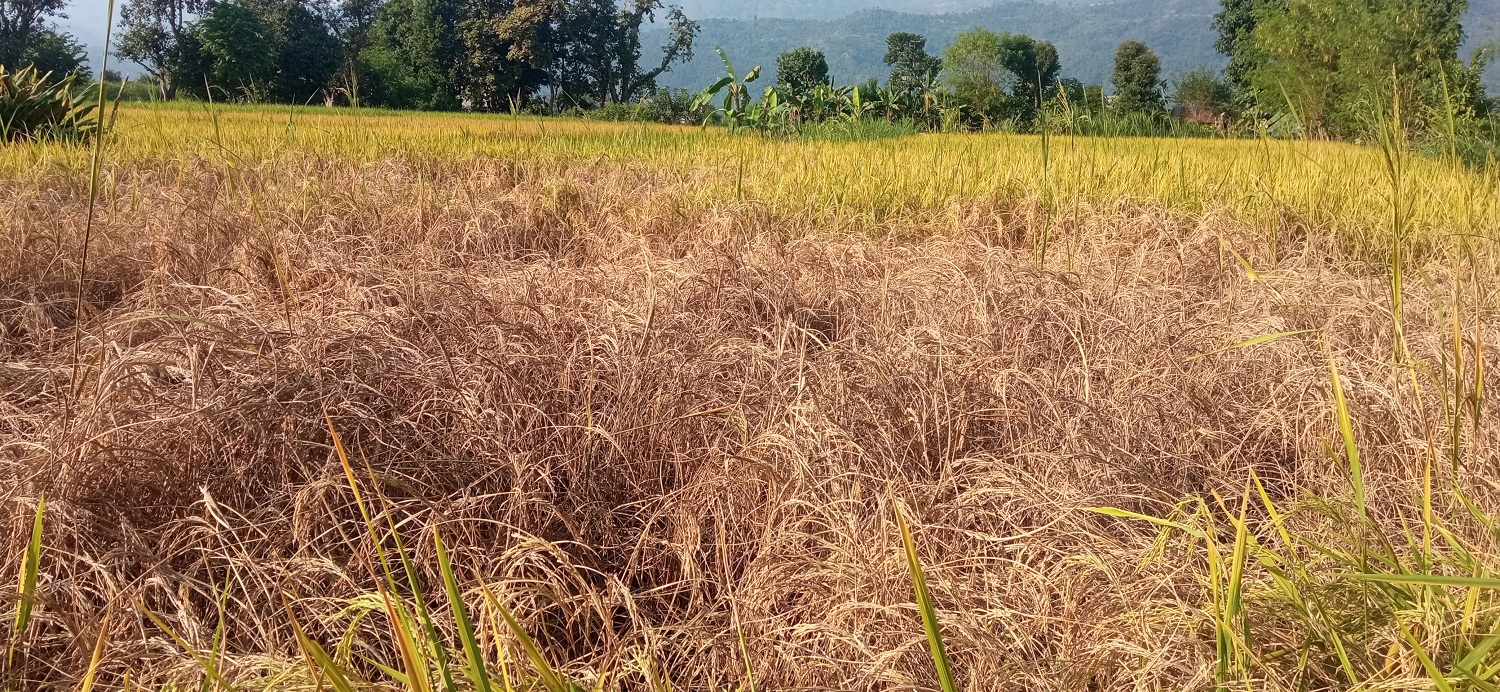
[995,33,1057,108]
[194,0,276,99]
[117,0,209,98]
[942,28,1055,127]
[942,28,1014,125]
[1244,0,1472,136]
[1172,68,1233,113]
[775,46,827,100]
[261,0,342,103]
[361,0,463,109]
[21,27,87,76]
[1033,39,1059,100]
[554,0,697,106]
[333,0,383,52]
[1212,0,1263,94]
[1111,39,1162,114]
[602,0,697,104]
[884,31,939,95]
[0,0,64,67]
[456,0,541,110]
[327,0,384,105]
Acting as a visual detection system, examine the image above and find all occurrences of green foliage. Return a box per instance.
[776,46,829,101]
[942,27,1056,129]
[0,0,64,67]
[262,0,342,104]
[693,46,761,127]
[797,116,916,140]
[194,0,277,100]
[1054,77,1106,117]
[18,29,89,79]
[357,0,698,112]
[117,0,208,99]
[991,32,1055,119]
[0,0,88,82]
[646,2,1223,100]
[1032,39,1059,101]
[1111,39,1163,115]
[362,0,462,110]
[102,75,164,102]
[942,27,1016,127]
[590,0,699,104]
[884,31,940,95]
[455,0,544,111]
[1172,67,1235,116]
[1212,0,1261,95]
[0,64,97,142]
[1245,0,1474,138]
[585,86,707,123]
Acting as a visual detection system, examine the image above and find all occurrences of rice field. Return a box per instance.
[2,103,1499,690]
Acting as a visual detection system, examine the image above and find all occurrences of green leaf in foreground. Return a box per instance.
[436,530,494,692]
[1187,329,1316,361]
[895,500,958,692]
[10,494,44,667]
[1345,573,1500,589]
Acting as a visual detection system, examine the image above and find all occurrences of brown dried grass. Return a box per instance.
[1,130,1498,690]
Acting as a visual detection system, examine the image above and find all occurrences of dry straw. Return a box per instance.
[0,104,1497,690]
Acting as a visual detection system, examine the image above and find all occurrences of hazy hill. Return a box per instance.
[674,0,1097,20]
[649,0,1500,93]
[647,0,1224,91]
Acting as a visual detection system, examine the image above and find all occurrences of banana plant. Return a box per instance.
[845,86,875,123]
[876,86,906,121]
[692,47,761,129]
[740,86,792,136]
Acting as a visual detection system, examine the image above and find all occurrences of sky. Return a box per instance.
[58,0,135,74]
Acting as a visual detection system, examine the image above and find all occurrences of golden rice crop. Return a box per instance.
[1,103,1497,691]
[10,104,1500,252]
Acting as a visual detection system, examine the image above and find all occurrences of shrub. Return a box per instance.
[0,65,99,143]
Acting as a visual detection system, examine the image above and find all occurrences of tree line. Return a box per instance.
[745,0,1485,139]
[2,0,701,110]
[692,31,1179,135]
[0,0,1488,138]
[111,0,701,109]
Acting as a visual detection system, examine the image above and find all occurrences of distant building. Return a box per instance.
[1171,104,1230,130]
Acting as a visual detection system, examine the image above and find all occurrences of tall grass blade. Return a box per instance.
[1086,506,1207,540]
[494,601,569,692]
[68,0,117,394]
[1347,573,1500,589]
[733,602,757,692]
[894,499,957,692]
[286,596,361,692]
[381,502,455,692]
[380,585,432,692]
[1328,350,1366,522]
[77,609,110,692]
[1400,623,1455,692]
[435,530,493,692]
[324,411,434,692]
[138,603,239,692]
[1187,330,1316,361]
[10,495,44,668]
[199,572,232,692]
[473,575,517,692]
